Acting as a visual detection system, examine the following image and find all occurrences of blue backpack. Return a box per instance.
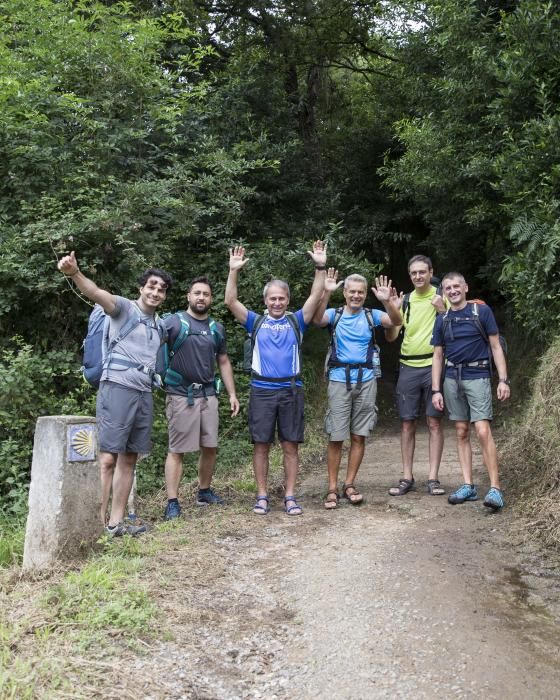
[159,311,223,388]
[81,303,166,389]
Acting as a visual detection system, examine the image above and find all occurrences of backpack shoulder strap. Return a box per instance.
[107,303,143,351]
[208,317,224,352]
[470,303,489,343]
[363,307,377,345]
[402,293,411,325]
[169,311,191,356]
[286,311,303,347]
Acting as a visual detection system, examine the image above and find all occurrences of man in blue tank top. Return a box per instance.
[225,242,327,516]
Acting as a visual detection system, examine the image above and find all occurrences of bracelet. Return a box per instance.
[498,378,510,385]
[65,270,79,277]
[431,389,441,395]
[315,265,326,271]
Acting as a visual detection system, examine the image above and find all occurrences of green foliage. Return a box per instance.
[45,556,155,635]
[0,337,94,514]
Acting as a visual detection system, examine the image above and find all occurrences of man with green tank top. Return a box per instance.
[388,255,446,497]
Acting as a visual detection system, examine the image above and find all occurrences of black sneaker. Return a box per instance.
[164,499,182,520]
[196,488,224,506]
[105,521,147,537]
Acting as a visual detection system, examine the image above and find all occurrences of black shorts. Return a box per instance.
[248,387,305,444]
[395,364,443,421]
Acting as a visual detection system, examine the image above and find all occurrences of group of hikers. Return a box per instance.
[57,242,510,536]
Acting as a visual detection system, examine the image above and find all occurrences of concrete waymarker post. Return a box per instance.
[23,416,101,571]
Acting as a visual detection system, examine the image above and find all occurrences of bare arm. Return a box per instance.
[225,246,249,324]
[312,268,341,327]
[489,335,510,402]
[217,353,240,417]
[431,346,445,411]
[57,251,117,315]
[301,240,327,324]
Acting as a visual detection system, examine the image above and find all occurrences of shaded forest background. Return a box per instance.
[1,0,559,521]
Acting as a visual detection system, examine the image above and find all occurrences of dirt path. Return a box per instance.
[121,421,560,699]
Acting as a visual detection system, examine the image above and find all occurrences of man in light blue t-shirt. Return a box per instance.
[313,271,401,509]
[225,242,327,516]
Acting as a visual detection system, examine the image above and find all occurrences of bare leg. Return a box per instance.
[108,452,137,527]
[427,416,444,481]
[474,420,500,489]
[455,421,473,484]
[281,441,300,496]
[400,419,416,480]
[327,441,343,492]
[165,452,184,499]
[253,442,270,496]
[198,446,217,490]
[99,451,116,525]
[345,433,365,486]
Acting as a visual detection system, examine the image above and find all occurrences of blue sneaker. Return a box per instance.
[448,483,478,505]
[164,499,181,520]
[483,487,505,510]
[196,488,224,506]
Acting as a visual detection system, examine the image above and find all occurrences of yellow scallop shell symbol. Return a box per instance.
[72,429,93,457]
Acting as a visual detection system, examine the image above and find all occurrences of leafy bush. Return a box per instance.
[0,338,94,515]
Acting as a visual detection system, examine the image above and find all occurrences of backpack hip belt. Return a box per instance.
[328,360,372,392]
[446,358,489,383]
[105,355,158,380]
[399,352,433,361]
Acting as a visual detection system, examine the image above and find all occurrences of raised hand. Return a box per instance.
[229,246,249,272]
[58,251,79,276]
[307,240,327,267]
[371,275,393,303]
[390,287,404,310]
[431,293,445,313]
[324,267,342,293]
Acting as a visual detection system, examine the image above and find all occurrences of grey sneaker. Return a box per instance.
[448,483,478,505]
[196,488,224,506]
[105,521,147,537]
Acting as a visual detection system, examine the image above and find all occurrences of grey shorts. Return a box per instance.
[396,364,444,421]
[166,394,219,453]
[325,379,377,442]
[96,381,153,454]
[248,387,305,444]
[443,377,493,422]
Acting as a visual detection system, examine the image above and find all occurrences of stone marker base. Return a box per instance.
[23,415,101,571]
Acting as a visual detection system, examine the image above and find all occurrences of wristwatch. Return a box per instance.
[431,389,441,395]
[498,378,510,385]
[315,265,326,271]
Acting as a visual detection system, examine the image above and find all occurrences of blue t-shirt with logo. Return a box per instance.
[326,307,384,385]
[431,303,499,379]
[244,309,308,389]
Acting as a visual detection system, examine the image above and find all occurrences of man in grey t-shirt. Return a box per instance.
[58,251,173,536]
[163,276,239,519]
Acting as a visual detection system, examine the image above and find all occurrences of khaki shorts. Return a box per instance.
[166,394,219,453]
[443,377,493,422]
[325,379,377,442]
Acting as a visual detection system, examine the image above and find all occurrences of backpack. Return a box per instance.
[81,302,166,389]
[441,301,507,372]
[325,307,381,391]
[243,312,303,381]
[160,311,224,388]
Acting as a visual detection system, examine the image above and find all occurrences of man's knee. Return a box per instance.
[426,416,443,434]
[350,433,365,446]
[281,441,299,457]
[455,422,470,441]
[474,420,492,442]
[401,419,417,436]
